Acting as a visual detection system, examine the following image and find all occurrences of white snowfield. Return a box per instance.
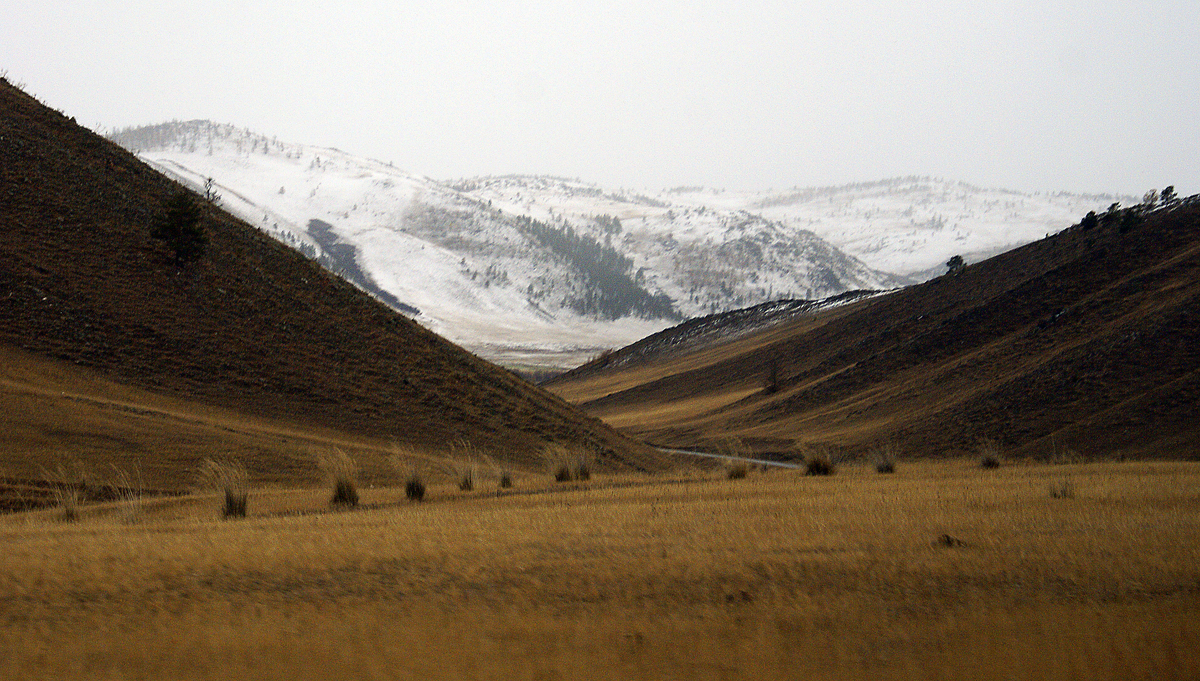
[111,121,1130,372]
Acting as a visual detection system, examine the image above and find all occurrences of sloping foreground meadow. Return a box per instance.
[2,460,1197,680]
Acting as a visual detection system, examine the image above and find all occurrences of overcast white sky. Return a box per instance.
[5,1,1198,196]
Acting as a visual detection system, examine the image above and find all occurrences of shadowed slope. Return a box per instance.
[0,79,661,491]
[547,197,1200,460]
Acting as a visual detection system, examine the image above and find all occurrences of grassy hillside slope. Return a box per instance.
[0,78,662,492]
[547,198,1200,460]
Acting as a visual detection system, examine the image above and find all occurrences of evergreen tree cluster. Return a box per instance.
[1077,186,1190,236]
[513,216,676,320]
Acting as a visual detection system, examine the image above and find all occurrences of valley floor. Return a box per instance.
[2,460,1198,680]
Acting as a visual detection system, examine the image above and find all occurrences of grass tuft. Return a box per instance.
[554,464,573,482]
[458,467,476,492]
[108,464,144,523]
[979,440,1002,469]
[448,439,482,492]
[719,438,751,479]
[405,475,426,502]
[871,441,899,474]
[51,484,81,522]
[331,479,359,507]
[44,459,92,522]
[805,452,836,476]
[388,447,427,502]
[317,448,359,508]
[726,462,749,479]
[544,443,594,483]
[1049,479,1076,499]
[197,459,249,519]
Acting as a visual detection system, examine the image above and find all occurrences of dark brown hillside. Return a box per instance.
[0,78,660,489]
[547,195,1200,460]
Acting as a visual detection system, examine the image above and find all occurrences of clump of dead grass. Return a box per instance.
[387,445,427,502]
[553,463,572,482]
[804,448,836,476]
[44,459,92,522]
[979,439,1002,469]
[457,465,477,491]
[386,443,429,503]
[197,458,249,519]
[405,475,426,501]
[447,439,483,492]
[50,484,82,522]
[1049,478,1076,499]
[317,448,359,507]
[725,462,749,479]
[718,437,751,479]
[871,441,899,474]
[544,443,593,483]
[108,464,144,523]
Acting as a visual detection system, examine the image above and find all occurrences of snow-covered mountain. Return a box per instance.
[108,121,1126,371]
[664,180,1134,280]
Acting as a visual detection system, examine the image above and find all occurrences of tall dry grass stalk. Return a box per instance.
[44,459,93,522]
[197,459,249,518]
[447,439,482,492]
[799,445,836,476]
[107,464,144,523]
[725,461,749,479]
[316,448,359,507]
[50,485,81,522]
[472,449,516,491]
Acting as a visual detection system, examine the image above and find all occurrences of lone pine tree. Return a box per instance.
[151,190,207,265]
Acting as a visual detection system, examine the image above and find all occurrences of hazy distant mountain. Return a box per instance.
[109,121,1125,370]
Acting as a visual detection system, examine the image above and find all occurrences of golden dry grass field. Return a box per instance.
[2,459,1198,680]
